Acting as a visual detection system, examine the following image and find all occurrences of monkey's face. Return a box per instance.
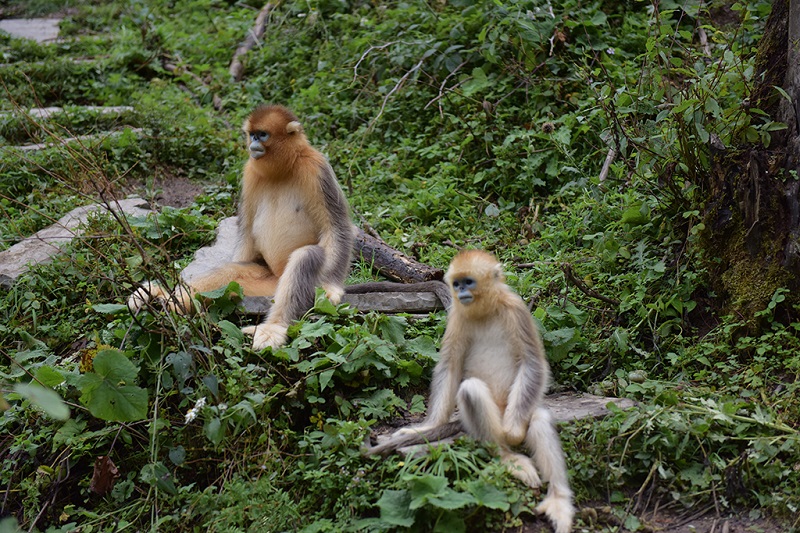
[451,276,477,305]
[248,130,270,159]
[243,105,304,162]
[445,249,506,311]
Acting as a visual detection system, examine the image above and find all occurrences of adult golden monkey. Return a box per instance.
[367,250,574,533]
[129,105,356,350]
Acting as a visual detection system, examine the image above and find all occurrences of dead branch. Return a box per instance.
[229,3,275,81]
[354,228,444,283]
[561,263,620,307]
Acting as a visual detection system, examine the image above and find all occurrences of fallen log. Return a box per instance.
[354,228,444,283]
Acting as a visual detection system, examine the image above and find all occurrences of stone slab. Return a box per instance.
[27,106,135,119]
[0,18,61,43]
[0,198,150,288]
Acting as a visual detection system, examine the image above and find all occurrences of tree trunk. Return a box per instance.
[703,0,800,318]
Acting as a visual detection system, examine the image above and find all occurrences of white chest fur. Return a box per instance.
[250,186,318,275]
[463,318,517,403]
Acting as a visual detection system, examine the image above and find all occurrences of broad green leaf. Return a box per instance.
[378,316,406,345]
[91,303,128,314]
[78,350,148,422]
[204,417,225,446]
[319,369,335,391]
[169,446,186,466]
[140,462,177,495]
[377,489,415,526]
[428,488,476,510]
[466,480,510,510]
[14,382,70,420]
[35,365,65,387]
[409,474,448,509]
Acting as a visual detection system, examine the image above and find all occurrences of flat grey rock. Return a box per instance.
[0,18,61,43]
[27,106,135,119]
[0,198,150,288]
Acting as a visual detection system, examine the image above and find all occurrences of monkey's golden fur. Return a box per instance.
[367,250,574,533]
[129,105,355,350]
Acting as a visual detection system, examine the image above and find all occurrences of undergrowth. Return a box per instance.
[1,0,798,531]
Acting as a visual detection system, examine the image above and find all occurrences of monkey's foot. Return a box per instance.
[502,452,541,489]
[322,284,344,305]
[536,494,575,533]
[243,323,288,351]
[128,282,173,313]
[127,282,193,314]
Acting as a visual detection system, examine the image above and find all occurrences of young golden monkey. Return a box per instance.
[129,105,356,350]
[367,250,574,533]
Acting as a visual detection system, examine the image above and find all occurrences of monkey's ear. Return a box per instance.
[286,121,303,134]
[492,263,504,279]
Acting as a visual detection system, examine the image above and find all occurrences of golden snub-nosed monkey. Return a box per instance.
[129,105,356,351]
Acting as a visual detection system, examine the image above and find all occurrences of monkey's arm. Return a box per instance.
[502,305,549,446]
[316,162,356,299]
[405,325,466,433]
[231,209,259,263]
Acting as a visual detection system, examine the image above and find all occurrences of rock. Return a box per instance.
[0,18,61,43]
[0,198,150,288]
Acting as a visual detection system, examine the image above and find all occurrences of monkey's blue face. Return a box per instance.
[249,131,270,159]
[451,277,476,305]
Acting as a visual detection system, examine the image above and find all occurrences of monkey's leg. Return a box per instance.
[526,407,574,533]
[129,262,278,315]
[190,262,279,297]
[243,245,324,350]
[457,378,541,488]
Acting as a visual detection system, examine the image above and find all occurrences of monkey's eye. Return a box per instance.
[251,131,270,142]
[453,277,476,290]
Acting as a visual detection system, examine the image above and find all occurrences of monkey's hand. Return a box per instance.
[322,284,345,305]
[243,322,289,351]
[502,415,528,447]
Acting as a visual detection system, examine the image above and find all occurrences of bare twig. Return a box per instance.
[425,60,468,118]
[352,41,399,83]
[369,56,427,130]
[561,263,620,307]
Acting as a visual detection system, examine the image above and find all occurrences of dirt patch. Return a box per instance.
[127,175,206,209]
[572,504,791,533]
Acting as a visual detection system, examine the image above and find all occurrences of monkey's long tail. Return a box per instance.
[363,421,463,456]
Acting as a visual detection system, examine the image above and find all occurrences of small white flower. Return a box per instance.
[184,397,206,424]
[606,48,615,55]
[218,403,228,412]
